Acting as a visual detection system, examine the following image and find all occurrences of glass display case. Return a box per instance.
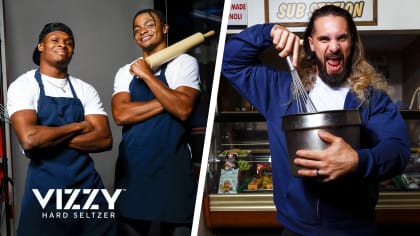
[207,111,269,193]
[204,77,420,229]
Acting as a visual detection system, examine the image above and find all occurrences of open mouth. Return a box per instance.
[326,57,343,74]
[141,34,153,42]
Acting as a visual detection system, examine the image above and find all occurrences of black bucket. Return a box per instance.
[282,110,362,176]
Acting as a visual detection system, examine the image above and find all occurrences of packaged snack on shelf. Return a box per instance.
[247,177,263,190]
[262,170,273,190]
[223,153,237,170]
[218,168,239,194]
[256,163,271,177]
[244,163,273,191]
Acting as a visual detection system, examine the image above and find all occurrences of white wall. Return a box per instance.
[3,0,152,233]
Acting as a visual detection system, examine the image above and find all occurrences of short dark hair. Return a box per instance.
[32,22,74,65]
[132,9,167,28]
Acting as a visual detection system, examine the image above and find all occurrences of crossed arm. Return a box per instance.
[10,110,112,153]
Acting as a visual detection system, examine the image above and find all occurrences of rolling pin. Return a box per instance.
[145,30,215,71]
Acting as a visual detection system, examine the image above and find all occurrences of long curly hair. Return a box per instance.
[297,5,390,102]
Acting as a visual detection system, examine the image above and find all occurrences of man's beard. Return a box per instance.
[141,39,161,52]
[56,57,72,70]
[316,55,351,87]
[142,43,155,52]
[49,56,71,70]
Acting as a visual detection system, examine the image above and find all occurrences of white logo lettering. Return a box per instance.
[83,189,99,210]
[102,189,122,210]
[33,189,54,209]
[32,189,124,210]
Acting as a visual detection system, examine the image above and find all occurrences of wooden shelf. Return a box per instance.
[204,191,420,229]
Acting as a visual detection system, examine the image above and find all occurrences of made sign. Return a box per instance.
[264,0,377,26]
[228,0,248,28]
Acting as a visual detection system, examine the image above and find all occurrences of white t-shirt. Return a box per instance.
[113,53,200,96]
[309,76,350,111]
[7,69,107,118]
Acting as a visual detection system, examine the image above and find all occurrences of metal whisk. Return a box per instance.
[286,56,317,113]
[0,104,11,124]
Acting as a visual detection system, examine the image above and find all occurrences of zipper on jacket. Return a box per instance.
[316,199,320,220]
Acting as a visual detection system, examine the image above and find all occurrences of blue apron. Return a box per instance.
[115,64,197,223]
[17,70,116,236]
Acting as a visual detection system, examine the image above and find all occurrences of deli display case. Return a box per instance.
[203,78,420,229]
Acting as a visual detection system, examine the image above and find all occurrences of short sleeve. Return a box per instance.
[7,70,39,117]
[166,54,200,91]
[113,63,133,96]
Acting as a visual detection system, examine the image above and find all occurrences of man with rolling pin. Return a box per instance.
[111,9,200,236]
[222,5,410,236]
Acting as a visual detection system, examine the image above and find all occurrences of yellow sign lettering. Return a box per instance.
[276,3,307,19]
[308,1,365,18]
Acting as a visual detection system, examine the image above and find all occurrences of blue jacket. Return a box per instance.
[221,24,410,236]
